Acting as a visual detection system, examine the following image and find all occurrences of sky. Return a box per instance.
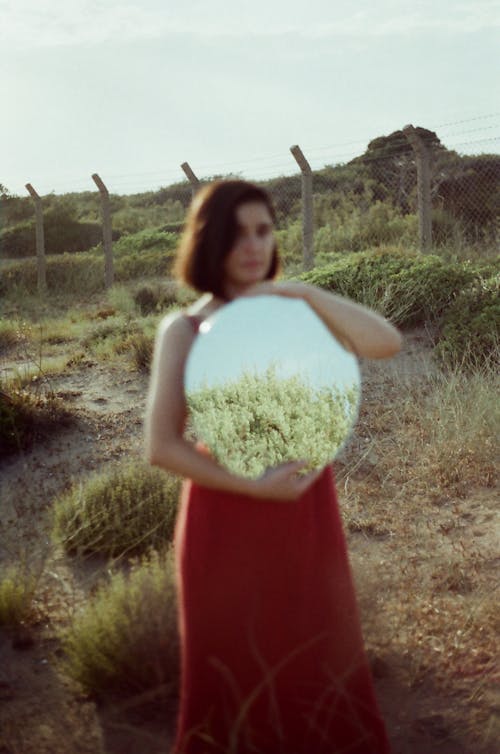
[184,296,360,395]
[1,0,499,197]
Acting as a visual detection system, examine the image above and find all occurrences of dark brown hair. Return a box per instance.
[174,180,280,299]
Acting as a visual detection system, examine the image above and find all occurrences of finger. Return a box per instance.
[297,468,322,491]
[284,459,308,472]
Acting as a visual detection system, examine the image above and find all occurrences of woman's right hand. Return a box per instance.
[250,461,323,502]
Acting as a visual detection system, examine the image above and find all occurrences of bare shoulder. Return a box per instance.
[151,311,197,375]
[156,310,194,345]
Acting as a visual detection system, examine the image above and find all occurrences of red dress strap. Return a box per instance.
[184,314,202,334]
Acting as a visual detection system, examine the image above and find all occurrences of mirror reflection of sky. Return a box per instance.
[185,296,360,394]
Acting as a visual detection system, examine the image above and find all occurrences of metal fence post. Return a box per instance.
[91,173,114,288]
[181,162,200,199]
[290,145,314,270]
[403,125,432,251]
[25,183,46,293]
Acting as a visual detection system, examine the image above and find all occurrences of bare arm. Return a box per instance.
[144,313,320,500]
[243,281,403,359]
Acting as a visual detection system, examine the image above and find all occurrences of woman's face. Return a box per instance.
[223,201,275,298]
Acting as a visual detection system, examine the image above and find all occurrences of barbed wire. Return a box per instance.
[433,112,500,128]
[6,114,499,197]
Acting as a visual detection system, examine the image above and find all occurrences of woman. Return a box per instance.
[145,180,401,754]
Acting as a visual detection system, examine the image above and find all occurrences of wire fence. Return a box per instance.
[1,119,499,292]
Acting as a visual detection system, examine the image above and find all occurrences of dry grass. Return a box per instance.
[337,358,499,752]
[357,363,498,503]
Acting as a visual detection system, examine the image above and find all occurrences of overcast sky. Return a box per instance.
[2,0,499,196]
[185,296,360,393]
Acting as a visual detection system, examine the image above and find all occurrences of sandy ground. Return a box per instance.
[0,329,498,754]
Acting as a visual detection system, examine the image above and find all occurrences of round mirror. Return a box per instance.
[184,295,361,479]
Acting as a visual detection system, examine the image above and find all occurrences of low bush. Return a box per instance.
[0,252,103,296]
[52,461,180,557]
[0,382,73,457]
[115,248,174,280]
[298,250,476,327]
[111,228,178,258]
[106,285,137,316]
[0,247,175,297]
[0,566,38,628]
[126,331,154,372]
[434,274,499,369]
[80,317,131,350]
[60,551,179,698]
[133,282,178,315]
[0,320,21,354]
[0,215,109,259]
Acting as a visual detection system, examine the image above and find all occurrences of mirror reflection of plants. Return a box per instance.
[187,365,359,478]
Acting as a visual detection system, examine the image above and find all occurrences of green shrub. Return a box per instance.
[160,221,185,234]
[115,249,174,280]
[126,331,154,372]
[60,551,178,698]
[106,285,138,316]
[0,320,21,354]
[0,212,111,259]
[275,221,303,266]
[0,567,38,627]
[308,201,418,256]
[133,283,178,315]
[0,247,174,297]
[435,275,500,369]
[0,383,73,457]
[298,250,476,327]
[80,318,131,350]
[52,462,180,557]
[112,228,178,258]
[0,252,104,296]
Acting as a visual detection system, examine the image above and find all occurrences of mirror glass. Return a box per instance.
[184,295,361,479]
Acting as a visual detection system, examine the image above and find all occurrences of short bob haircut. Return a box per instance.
[174,180,280,300]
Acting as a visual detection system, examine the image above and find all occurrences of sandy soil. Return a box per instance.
[0,329,498,754]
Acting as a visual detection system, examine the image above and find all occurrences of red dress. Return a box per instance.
[172,318,390,754]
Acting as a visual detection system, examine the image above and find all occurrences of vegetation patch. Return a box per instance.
[434,274,499,369]
[0,320,23,354]
[0,566,38,628]
[0,245,175,297]
[0,382,73,457]
[187,365,359,478]
[60,551,179,699]
[52,461,180,558]
[110,228,178,258]
[367,364,498,500]
[133,282,178,315]
[298,250,476,327]
[125,330,154,372]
